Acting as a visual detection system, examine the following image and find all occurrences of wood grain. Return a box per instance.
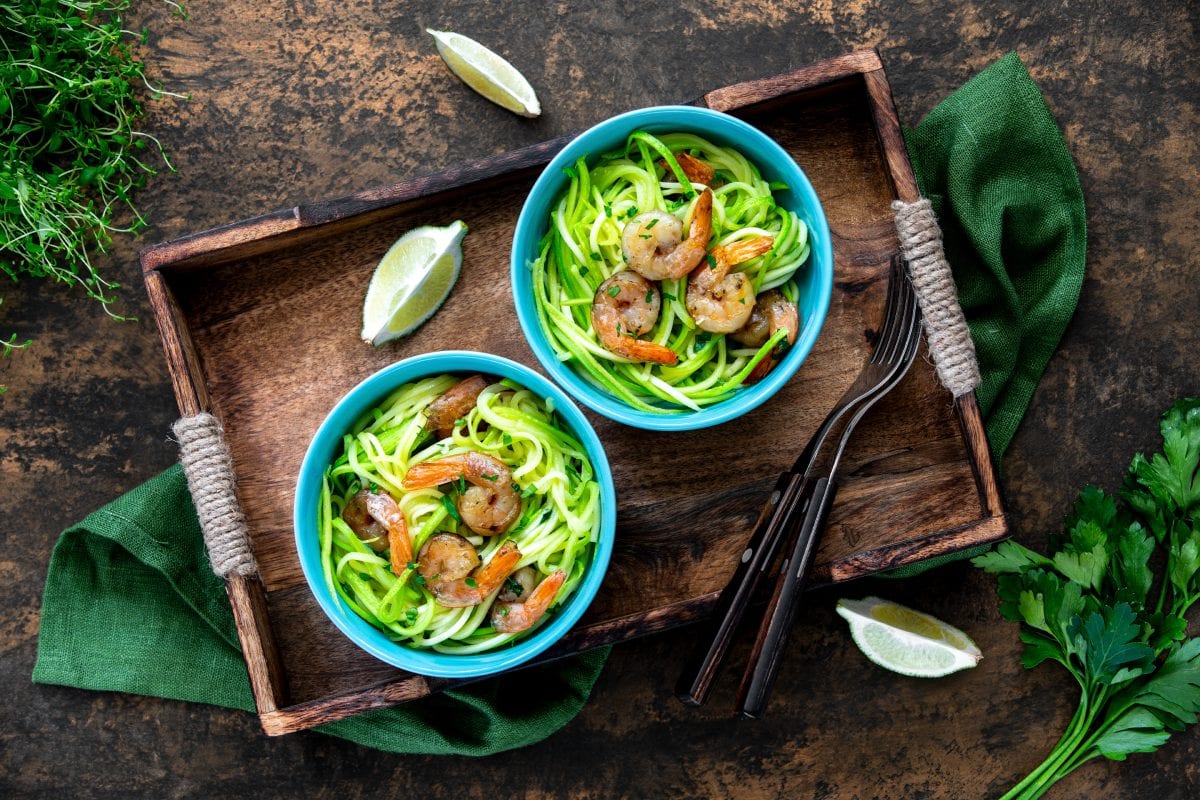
[140,51,1006,734]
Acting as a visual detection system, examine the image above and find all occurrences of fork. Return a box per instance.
[676,254,922,709]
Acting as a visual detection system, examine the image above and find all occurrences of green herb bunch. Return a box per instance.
[974,398,1200,799]
[0,0,185,357]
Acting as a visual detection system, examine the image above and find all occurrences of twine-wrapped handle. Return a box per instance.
[892,198,981,398]
[173,413,258,577]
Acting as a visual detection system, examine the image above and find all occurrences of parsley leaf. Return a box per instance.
[972,398,1200,797]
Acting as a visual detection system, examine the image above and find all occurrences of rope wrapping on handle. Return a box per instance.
[172,413,258,577]
[892,198,981,398]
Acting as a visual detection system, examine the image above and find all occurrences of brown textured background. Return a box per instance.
[2,1,1198,797]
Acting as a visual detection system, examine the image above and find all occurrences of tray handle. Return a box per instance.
[173,413,259,577]
[892,199,981,398]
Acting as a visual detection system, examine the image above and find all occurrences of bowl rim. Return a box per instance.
[292,350,617,679]
[510,104,834,431]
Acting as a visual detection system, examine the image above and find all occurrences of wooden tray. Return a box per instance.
[142,49,1006,736]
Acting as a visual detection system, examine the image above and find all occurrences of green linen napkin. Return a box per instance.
[33,464,609,754]
[906,51,1086,458]
[33,51,1085,754]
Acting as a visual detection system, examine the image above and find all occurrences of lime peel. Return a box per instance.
[836,596,982,678]
[361,221,467,345]
[427,29,540,118]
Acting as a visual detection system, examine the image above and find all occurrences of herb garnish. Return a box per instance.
[645,218,659,229]
[1,0,187,344]
[973,399,1200,799]
[503,576,525,597]
[645,290,654,303]
[439,494,462,523]
[608,285,620,297]
[464,577,478,589]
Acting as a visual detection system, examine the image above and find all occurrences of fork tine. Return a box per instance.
[870,255,907,366]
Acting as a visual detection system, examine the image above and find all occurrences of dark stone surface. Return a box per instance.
[2,0,1198,797]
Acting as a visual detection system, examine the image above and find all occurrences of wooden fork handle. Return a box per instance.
[735,475,838,719]
[675,471,809,706]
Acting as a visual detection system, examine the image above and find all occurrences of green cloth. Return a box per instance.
[33,52,1085,752]
[906,52,1087,458]
[33,465,609,755]
[885,52,1086,577]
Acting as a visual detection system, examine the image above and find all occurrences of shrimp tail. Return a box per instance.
[492,570,567,633]
[618,338,679,365]
[711,236,774,272]
[401,455,469,489]
[474,541,523,594]
[388,513,412,576]
[661,152,716,186]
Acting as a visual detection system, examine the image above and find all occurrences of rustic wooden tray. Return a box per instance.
[142,49,1006,736]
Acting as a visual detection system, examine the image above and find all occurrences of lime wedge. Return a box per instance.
[836,596,982,678]
[427,29,540,118]
[361,221,467,345]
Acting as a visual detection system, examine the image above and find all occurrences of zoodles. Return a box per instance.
[318,374,601,653]
[529,131,811,413]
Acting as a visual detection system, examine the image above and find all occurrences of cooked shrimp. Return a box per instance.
[418,536,522,607]
[342,490,387,552]
[660,152,716,186]
[424,375,488,439]
[343,489,412,575]
[491,570,567,633]
[685,236,774,333]
[498,566,537,602]
[621,188,713,281]
[732,289,800,383]
[402,451,521,536]
[591,270,678,365]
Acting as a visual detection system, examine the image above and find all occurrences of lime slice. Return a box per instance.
[427,29,540,118]
[361,221,467,345]
[836,596,982,678]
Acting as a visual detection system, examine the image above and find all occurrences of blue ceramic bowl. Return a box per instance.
[511,105,833,431]
[293,351,616,679]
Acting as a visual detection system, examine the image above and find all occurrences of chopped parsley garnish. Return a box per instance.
[521,484,537,498]
[589,252,602,261]
[464,577,478,588]
[405,608,418,622]
[439,494,462,522]
[608,285,621,297]
[580,265,590,276]
[413,574,426,585]
[503,576,525,597]
[500,606,510,617]
[502,432,513,446]
[645,218,659,229]
[639,233,652,240]
[369,482,380,493]
[645,290,654,303]
[706,254,717,270]
[482,473,498,481]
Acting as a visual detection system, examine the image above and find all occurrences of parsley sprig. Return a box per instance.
[0,0,187,341]
[974,398,1200,799]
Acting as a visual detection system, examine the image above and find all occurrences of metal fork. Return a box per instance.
[676,254,923,709]
[735,255,923,717]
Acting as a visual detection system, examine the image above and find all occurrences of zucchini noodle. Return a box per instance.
[530,131,810,413]
[318,374,602,653]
